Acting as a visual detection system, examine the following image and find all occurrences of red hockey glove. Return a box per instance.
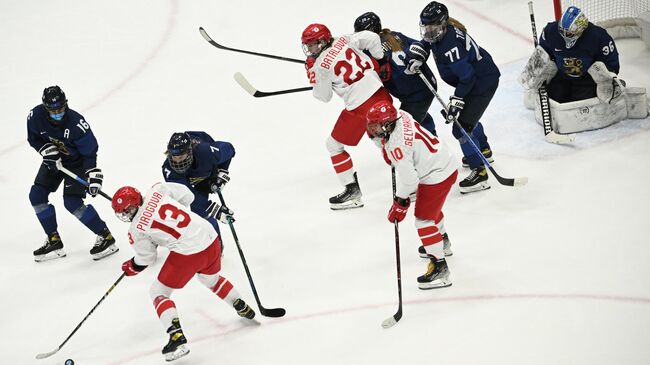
[122,257,147,276]
[305,57,316,84]
[387,197,410,223]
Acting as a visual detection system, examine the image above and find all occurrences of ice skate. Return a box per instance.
[459,166,490,194]
[462,147,494,168]
[417,258,452,290]
[33,232,66,262]
[233,298,256,319]
[162,318,190,362]
[329,172,364,210]
[418,233,453,258]
[90,228,118,260]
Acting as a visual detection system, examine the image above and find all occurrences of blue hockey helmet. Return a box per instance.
[354,12,382,34]
[166,132,194,174]
[42,86,68,123]
[420,2,449,43]
[558,6,588,48]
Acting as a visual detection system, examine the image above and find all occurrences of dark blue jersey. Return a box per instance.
[381,31,438,103]
[422,25,500,98]
[540,21,619,80]
[162,131,235,215]
[27,105,99,170]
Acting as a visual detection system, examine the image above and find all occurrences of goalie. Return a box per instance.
[520,6,648,134]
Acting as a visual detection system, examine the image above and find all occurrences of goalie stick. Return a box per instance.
[234,72,312,98]
[418,73,528,187]
[199,27,304,64]
[528,1,576,144]
[216,189,286,318]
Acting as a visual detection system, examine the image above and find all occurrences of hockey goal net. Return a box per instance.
[554,0,650,47]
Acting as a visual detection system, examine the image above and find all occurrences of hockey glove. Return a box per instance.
[122,257,147,276]
[211,169,230,192]
[387,197,410,223]
[406,42,428,74]
[38,143,61,171]
[85,168,104,197]
[305,57,316,84]
[206,201,236,224]
[376,55,391,82]
[444,96,464,124]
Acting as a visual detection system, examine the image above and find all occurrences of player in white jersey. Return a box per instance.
[366,101,458,289]
[111,182,255,362]
[302,23,393,210]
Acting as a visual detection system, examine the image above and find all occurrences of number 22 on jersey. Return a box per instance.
[334,48,372,85]
[151,203,192,239]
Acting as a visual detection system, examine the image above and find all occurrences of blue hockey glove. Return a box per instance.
[85,168,103,197]
[38,143,61,171]
[444,96,464,124]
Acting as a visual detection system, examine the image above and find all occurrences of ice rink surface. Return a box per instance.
[1,0,649,364]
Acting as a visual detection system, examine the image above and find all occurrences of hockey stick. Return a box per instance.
[36,273,126,359]
[215,189,286,318]
[418,73,528,187]
[56,162,112,201]
[199,27,304,64]
[528,1,576,144]
[234,72,312,98]
[382,167,403,329]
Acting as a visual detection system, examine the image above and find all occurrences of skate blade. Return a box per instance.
[459,182,490,194]
[418,280,452,290]
[92,245,119,261]
[165,345,190,362]
[330,199,364,210]
[34,249,67,262]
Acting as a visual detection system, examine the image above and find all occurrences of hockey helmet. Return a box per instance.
[166,132,194,174]
[559,6,588,49]
[42,85,68,122]
[366,101,399,138]
[112,186,142,222]
[420,1,449,43]
[301,23,332,58]
[354,12,382,34]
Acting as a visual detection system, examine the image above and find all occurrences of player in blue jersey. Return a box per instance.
[27,86,117,262]
[406,1,500,194]
[353,11,438,136]
[539,6,621,103]
[162,131,235,237]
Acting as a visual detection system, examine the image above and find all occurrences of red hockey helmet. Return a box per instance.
[112,186,143,222]
[301,23,332,57]
[367,101,399,138]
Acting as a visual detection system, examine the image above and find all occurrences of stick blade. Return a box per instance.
[260,307,286,318]
[545,131,576,144]
[514,176,529,187]
[381,310,402,329]
[233,72,259,97]
[36,348,59,360]
[198,27,216,44]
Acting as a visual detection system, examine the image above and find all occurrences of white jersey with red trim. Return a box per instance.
[127,182,218,267]
[310,30,384,110]
[383,110,457,198]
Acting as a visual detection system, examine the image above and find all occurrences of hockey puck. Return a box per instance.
[65,359,74,365]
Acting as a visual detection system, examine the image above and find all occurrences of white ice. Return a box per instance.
[1,0,649,364]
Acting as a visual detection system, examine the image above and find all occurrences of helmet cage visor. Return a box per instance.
[420,21,447,43]
[168,150,193,174]
[302,40,326,58]
[367,118,399,139]
[115,206,138,222]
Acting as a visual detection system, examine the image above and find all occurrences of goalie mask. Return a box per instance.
[166,132,194,174]
[559,6,588,49]
[112,186,142,222]
[301,23,333,58]
[366,101,399,139]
